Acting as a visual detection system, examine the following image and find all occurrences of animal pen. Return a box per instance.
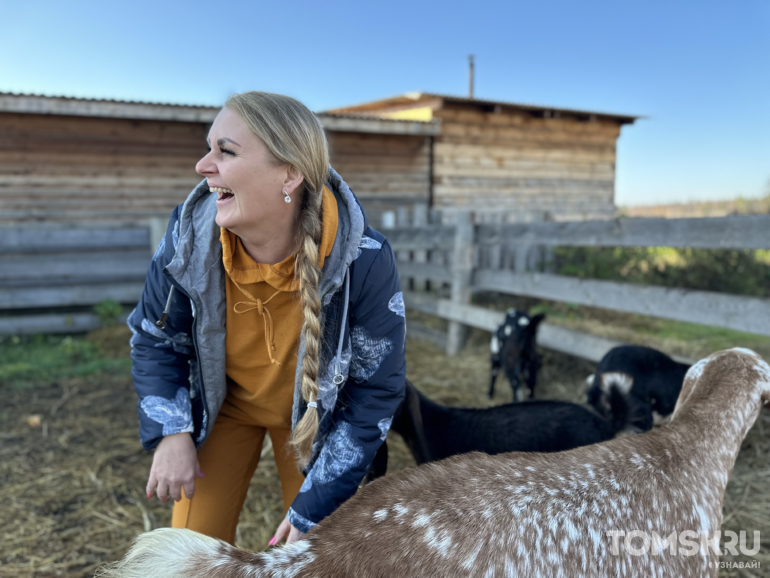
[2,210,770,577]
[3,94,770,576]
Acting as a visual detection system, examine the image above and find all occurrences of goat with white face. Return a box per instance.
[587,345,691,431]
[100,348,770,578]
[489,309,545,400]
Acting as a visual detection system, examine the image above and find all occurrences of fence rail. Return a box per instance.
[2,210,769,355]
[0,222,159,334]
[383,206,770,361]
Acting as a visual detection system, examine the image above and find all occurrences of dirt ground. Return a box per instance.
[1,326,768,577]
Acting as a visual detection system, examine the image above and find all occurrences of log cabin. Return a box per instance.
[0,92,636,226]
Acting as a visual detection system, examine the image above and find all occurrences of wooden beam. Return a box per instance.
[396,261,452,284]
[0,227,149,254]
[1,252,150,283]
[0,93,219,122]
[388,214,770,252]
[403,293,696,364]
[0,312,129,335]
[406,322,448,350]
[403,290,440,315]
[476,215,770,250]
[0,284,144,309]
[537,324,624,363]
[446,212,474,355]
[385,225,456,250]
[474,270,770,336]
[317,114,441,136]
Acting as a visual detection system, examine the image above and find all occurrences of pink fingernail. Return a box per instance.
[147,493,151,498]
[268,536,277,546]
[200,472,205,477]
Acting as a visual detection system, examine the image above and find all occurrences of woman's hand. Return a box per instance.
[146,432,204,503]
[270,517,307,546]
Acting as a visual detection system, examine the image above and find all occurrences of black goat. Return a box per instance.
[489,309,545,400]
[367,378,633,481]
[586,345,691,431]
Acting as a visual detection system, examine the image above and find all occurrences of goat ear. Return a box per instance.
[530,313,546,328]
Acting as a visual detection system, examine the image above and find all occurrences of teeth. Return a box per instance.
[210,186,234,198]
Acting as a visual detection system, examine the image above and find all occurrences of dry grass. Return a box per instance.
[1,326,768,577]
[620,195,770,219]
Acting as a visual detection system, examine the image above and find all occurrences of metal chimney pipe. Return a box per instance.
[468,55,475,98]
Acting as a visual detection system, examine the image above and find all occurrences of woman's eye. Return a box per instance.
[220,147,236,156]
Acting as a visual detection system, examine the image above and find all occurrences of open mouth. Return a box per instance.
[210,186,235,201]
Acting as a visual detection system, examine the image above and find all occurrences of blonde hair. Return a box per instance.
[225,91,329,468]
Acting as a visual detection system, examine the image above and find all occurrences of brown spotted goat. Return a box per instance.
[99,348,770,578]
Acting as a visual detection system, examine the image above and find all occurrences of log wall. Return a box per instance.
[327,131,431,226]
[0,113,207,224]
[432,104,620,221]
[0,103,623,227]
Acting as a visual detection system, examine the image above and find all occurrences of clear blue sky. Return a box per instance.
[3,0,768,206]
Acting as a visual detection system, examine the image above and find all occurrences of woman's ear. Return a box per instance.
[283,165,305,196]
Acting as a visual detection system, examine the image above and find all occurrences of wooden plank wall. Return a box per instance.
[432,104,620,221]
[0,224,150,334]
[328,131,431,226]
[0,113,208,224]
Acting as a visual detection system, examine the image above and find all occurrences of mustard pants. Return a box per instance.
[171,399,305,544]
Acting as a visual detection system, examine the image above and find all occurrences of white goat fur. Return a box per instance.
[99,348,770,578]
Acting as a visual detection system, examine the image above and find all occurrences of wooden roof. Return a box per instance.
[0,93,440,135]
[0,92,220,122]
[325,92,639,125]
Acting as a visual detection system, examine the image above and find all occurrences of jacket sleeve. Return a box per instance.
[288,237,406,532]
[127,205,196,450]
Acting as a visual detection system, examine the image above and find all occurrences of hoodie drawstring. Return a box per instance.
[230,279,282,367]
[332,269,351,385]
[155,268,351,376]
[155,285,176,330]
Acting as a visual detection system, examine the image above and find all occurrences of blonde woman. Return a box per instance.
[128,92,406,546]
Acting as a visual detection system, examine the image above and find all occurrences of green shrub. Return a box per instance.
[94,299,124,327]
[553,247,770,298]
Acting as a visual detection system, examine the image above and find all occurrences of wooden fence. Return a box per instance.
[382,207,770,363]
[2,211,770,367]
[0,223,162,334]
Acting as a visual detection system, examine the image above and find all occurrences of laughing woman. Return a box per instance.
[127,91,406,545]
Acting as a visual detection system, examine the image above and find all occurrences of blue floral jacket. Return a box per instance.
[127,167,406,532]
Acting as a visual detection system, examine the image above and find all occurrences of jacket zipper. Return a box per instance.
[161,268,209,447]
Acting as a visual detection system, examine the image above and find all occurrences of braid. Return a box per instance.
[222,91,331,468]
[290,187,324,468]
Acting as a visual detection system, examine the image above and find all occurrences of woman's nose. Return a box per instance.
[196,151,217,177]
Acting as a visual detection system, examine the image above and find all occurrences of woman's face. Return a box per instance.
[196,107,303,232]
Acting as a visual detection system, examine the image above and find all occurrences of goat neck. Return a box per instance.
[668,348,770,482]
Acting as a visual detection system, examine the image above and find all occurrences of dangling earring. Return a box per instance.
[283,190,291,204]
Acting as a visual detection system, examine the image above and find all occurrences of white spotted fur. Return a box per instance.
[100,349,770,578]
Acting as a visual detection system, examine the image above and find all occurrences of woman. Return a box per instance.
[128,91,406,546]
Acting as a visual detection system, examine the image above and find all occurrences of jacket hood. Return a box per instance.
[163,166,367,443]
[169,165,366,304]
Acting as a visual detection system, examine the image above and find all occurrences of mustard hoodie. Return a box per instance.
[219,186,338,429]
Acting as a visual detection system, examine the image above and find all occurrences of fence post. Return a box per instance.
[148,217,166,256]
[395,206,411,290]
[381,210,396,230]
[446,210,474,356]
[413,203,428,291]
